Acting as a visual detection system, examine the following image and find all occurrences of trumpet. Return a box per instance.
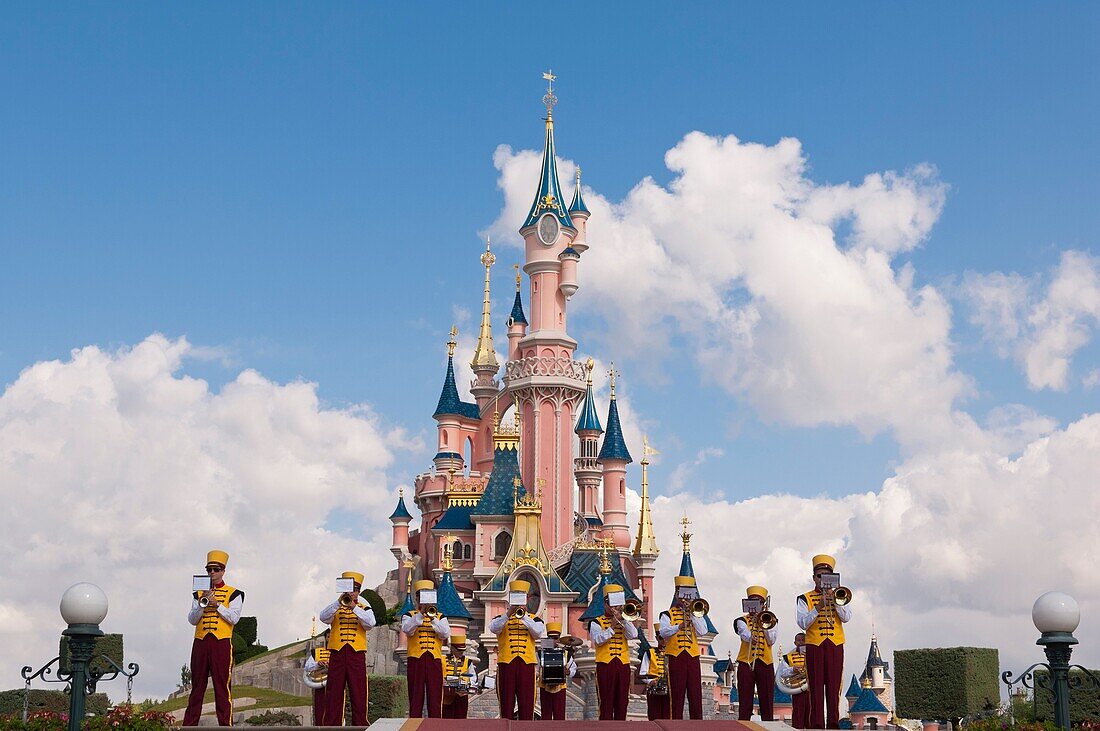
[339,592,355,608]
[422,605,440,619]
[510,605,527,619]
[691,598,710,618]
[621,599,643,622]
[833,586,853,606]
[757,610,779,630]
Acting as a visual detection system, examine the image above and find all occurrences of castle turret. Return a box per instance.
[435,537,473,635]
[389,488,413,563]
[470,240,500,407]
[568,167,591,253]
[507,265,528,362]
[598,365,632,550]
[558,246,580,299]
[574,358,603,522]
[633,437,660,628]
[433,327,479,474]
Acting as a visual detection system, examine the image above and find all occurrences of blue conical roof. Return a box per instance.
[509,289,528,326]
[850,687,889,714]
[389,494,413,521]
[580,574,610,622]
[569,177,590,215]
[846,674,862,699]
[597,397,632,462]
[470,445,525,516]
[399,588,415,619]
[436,570,471,619]
[575,382,602,433]
[521,118,575,232]
[433,356,480,420]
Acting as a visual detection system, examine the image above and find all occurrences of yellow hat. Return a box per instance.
[206,550,229,568]
[546,621,562,635]
[341,571,365,586]
[450,633,467,646]
[746,585,768,599]
[509,579,531,593]
[603,583,624,596]
[673,575,696,588]
[414,579,435,592]
[812,554,836,570]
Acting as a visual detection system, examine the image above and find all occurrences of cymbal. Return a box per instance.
[556,635,584,648]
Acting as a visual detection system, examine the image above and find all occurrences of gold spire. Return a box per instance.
[585,357,594,386]
[447,325,457,358]
[310,616,317,638]
[471,238,499,371]
[608,362,619,400]
[441,535,456,571]
[403,556,415,593]
[680,515,693,554]
[633,436,660,558]
[597,538,614,575]
[514,263,522,292]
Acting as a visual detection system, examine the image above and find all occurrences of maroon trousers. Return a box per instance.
[325,646,367,726]
[407,654,444,718]
[792,690,811,729]
[540,688,566,720]
[497,658,536,720]
[311,687,327,726]
[441,692,468,719]
[737,659,775,720]
[646,690,671,720]
[668,652,703,720]
[183,635,233,726]
[806,640,844,729]
[596,658,631,720]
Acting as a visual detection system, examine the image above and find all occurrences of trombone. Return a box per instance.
[691,598,710,618]
[621,599,643,623]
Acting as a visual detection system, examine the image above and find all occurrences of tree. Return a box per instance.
[179,664,192,691]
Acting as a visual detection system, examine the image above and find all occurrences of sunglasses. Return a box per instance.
[205,566,224,573]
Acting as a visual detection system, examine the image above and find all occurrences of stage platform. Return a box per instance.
[370,721,783,730]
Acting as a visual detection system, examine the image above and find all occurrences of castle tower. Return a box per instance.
[389,488,413,564]
[509,72,588,550]
[435,537,473,636]
[598,365,632,550]
[633,437,660,629]
[470,239,501,409]
[506,265,528,362]
[573,358,603,523]
[433,327,479,475]
[568,167,591,254]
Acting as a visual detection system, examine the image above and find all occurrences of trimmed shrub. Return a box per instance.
[58,634,124,677]
[895,647,1000,721]
[360,590,387,624]
[243,710,301,726]
[232,617,268,663]
[367,675,407,723]
[1033,668,1100,723]
[0,689,109,718]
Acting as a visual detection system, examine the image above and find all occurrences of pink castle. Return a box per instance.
[385,77,715,716]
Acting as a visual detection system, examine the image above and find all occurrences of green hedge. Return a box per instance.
[360,590,387,624]
[1033,668,1100,722]
[0,689,109,717]
[367,675,407,724]
[232,617,268,663]
[894,647,999,721]
[58,634,124,676]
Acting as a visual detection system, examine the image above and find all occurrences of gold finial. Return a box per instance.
[680,515,693,554]
[513,475,522,505]
[310,616,317,638]
[480,236,496,269]
[514,393,521,429]
[471,239,499,371]
[542,70,557,117]
[403,556,415,590]
[597,538,614,575]
[634,437,660,558]
[447,326,457,358]
[585,357,594,385]
[514,263,521,291]
[607,362,620,399]
[442,536,456,571]
[448,467,457,487]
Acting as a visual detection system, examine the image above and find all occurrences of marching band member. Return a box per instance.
[538,622,577,721]
[734,585,778,721]
[441,633,477,720]
[639,624,670,721]
[489,579,546,720]
[797,554,852,729]
[400,579,450,718]
[659,575,713,720]
[320,571,376,727]
[183,550,243,727]
[778,632,810,729]
[303,633,331,726]
[589,584,638,720]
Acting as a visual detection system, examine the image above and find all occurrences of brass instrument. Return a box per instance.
[339,592,355,608]
[691,598,709,618]
[621,599,643,623]
[833,586,853,606]
[776,664,808,695]
[510,605,527,619]
[758,610,778,630]
[303,662,328,690]
[198,592,211,608]
[422,605,440,620]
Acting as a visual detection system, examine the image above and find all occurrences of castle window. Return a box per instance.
[463,543,472,560]
[494,530,512,560]
[620,478,625,496]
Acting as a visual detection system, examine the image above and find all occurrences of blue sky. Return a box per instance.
[2,2,1098,502]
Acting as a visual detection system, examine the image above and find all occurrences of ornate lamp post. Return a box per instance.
[1003,592,1099,731]
[22,583,139,731]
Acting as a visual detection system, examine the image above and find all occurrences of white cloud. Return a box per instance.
[0,335,407,699]
[964,250,1100,390]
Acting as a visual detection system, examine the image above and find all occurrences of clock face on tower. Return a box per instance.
[537,213,560,246]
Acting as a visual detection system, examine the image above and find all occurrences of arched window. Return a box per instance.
[620,478,625,496]
[464,436,473,471]
[442,431,448,446]
[494,530,512,560]
[463,543,473,560]
[452,539,462,559]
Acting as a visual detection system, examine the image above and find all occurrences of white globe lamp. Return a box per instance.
[60,582,109,627]
[1032,591,1080,636]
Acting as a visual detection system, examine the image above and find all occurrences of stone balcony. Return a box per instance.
[504,355,587,388]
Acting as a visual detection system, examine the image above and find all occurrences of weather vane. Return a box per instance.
[607,361,619,398]
[481,236,495,268]
[542,69,557,115]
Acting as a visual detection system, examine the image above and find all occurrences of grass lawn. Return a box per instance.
[149,686,310,714]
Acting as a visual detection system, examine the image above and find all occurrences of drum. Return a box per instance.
[540,648,566,685]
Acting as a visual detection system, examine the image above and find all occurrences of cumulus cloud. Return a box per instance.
[0,335,407,698]
[964,250,1100,390]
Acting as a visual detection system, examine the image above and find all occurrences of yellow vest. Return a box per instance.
[592,616,631,665]
[497,615,540,664]
[327,605,368,651]
[735,615,774,665]
[312,646,331,664]
[644,648,667,680]
[662,608,700,658]
[784,651,806,671]
[193,583,240,640]
[802,590,845,646]
[444,654,470,678]
[407,615,444,660]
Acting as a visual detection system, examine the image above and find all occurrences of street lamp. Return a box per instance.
[22,583,139,731]
[1003,592,1100,731]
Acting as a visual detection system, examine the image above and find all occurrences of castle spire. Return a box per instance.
[575,358,602,434]
[569,166,590,216]
[509,264,528,326]
[522,71,574,233]
[597,363,632,463]
[433,326,479,420]
[470,239,499,371]
[633,436,659,557]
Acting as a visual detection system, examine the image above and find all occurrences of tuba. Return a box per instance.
[776,665,808,695]
[303,663,328,690]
